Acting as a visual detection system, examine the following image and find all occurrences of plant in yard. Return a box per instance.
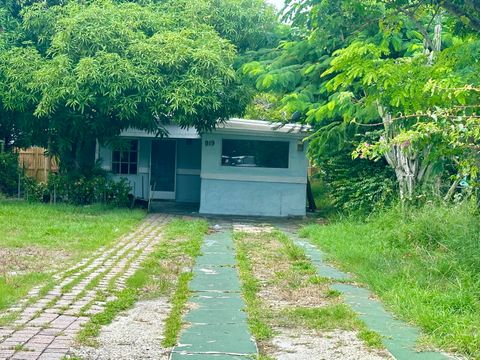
[0,151,20,196]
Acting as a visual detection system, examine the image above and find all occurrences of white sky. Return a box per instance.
[266,0,285,10]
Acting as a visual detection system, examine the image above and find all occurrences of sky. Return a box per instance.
[266,0,285,10]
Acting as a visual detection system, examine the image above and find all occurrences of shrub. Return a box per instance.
[48,173,131,206]
[23,176,48,202]
[0,152,20,196]
[315,151,397,215]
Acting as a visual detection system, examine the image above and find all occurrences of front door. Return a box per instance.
[150,140,176,200]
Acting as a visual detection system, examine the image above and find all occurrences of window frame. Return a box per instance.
[111,139,139,175]
[220,138,290,169]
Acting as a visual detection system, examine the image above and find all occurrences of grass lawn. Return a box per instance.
[0,200,145,312]
[301,203,480,359]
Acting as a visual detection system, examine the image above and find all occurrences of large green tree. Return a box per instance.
[243,0,479,202]
[0,0,279,171]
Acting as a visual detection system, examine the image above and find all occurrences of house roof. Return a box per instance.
[120,118,309,139]
[216,118,310,136]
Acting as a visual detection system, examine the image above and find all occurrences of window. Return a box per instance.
[112,140,138,175]
[221,139,289,168]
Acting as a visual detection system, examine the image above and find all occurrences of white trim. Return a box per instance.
[150,190,176,200]
[201,172,307,184]
[177,168,201,176]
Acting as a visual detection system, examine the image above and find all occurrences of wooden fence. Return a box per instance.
[18,147,58,182]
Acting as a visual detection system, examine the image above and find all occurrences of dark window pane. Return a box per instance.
[121,163,129,174]
[120,151,128,162]
[130,140,138,151]
[130,151,137,163]
[221,139,289,168]
[113,151,120,162]
[129,163,137,174]
[112,162,120,174]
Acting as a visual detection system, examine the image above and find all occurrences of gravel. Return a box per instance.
[270,328,394,360]
[72,299,172,360]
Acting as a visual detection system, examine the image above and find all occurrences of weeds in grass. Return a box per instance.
[0,200,144,312]
[235,230,386,355]
[76,218,208,347]
[277,305,360,330]
[234,233,274,340]
[359,329,384,349]
[162,272,193,347]
[301,202,480,358]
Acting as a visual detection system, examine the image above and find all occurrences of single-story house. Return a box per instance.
[96,118,310,217]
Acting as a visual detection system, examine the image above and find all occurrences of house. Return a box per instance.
[97,119,310,217]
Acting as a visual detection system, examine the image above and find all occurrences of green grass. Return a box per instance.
[301,202,480,358]
[277,304,361,331]
[0,200,144,251]
[0,200,145,312]
[162,272,193,347]
[234,232,274,340]
[77,218,208,347]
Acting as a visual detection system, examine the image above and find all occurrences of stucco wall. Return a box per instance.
[199,132,308,217]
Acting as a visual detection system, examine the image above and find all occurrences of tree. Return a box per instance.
[243,0,479,202]
[0,0,279,171]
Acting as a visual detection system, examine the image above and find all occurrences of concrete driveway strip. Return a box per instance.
[171,231,257,360]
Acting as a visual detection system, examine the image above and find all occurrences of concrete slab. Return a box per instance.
[333,284,452,360]
[173,231,257,358]
[294,238,351,280]
[190,267,241,292]
[195,252,236,267]
[175,323,256,354]
[190,293,246,310]
[171,353,250,359]
[184,308,248,324]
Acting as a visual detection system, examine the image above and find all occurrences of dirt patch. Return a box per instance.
[270,328,393,360]
[0,246,71,276]
[258,281,330,309]
[72,298,172,360]
[240,232,331,309]
[233,224,275,233]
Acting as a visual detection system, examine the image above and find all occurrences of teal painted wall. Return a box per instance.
[98,138,201,202]
[176,139,201,203]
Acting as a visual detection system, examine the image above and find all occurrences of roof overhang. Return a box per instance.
[120,118,310,139]
[214,118,310,139]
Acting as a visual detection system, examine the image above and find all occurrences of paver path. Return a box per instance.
[290,234,453,360]
[171,230,257,360]
[0,214,169,360]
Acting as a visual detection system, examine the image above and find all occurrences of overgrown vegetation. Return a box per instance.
[234,230,385,357]
[77,218,208,347]
[23,172,132,206]
[301,202,480,358]
[0,152,19,196]
[0,200,144,312]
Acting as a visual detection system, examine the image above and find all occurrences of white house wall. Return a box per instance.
[199,132,308,217]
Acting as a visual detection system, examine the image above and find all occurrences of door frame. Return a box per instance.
[149,139,177,200]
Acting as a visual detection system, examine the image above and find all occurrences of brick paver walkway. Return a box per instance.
[0,214,169,360]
